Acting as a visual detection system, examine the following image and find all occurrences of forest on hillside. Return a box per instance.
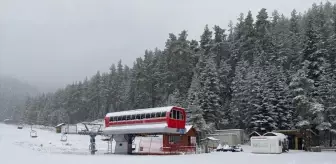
[0,76,39,121]
[16,2,336,134]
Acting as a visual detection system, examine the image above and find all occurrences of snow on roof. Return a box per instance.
[249,131,261,136]
[106,106,179,117]
[201,137,220,141]
[103,123,176,135]
[263,132,287,140]
[215,129,243,132]
[185,125,193,133]
[55,123,66,127]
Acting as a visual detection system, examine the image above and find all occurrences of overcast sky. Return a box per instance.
[0,0,331,92]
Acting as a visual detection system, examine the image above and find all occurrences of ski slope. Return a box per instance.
[1,123,335,164]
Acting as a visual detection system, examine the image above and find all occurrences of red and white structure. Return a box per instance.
[103,106,186,135]
[102,106,191,155]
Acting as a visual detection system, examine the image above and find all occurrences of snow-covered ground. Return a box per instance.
[1,123,336,164]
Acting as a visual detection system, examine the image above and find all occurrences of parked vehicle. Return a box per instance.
[216,144,243,152]
[231,145,243,152]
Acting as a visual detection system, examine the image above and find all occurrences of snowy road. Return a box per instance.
[0,123,335,164]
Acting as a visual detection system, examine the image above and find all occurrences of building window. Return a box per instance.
[169,135,181,144]
[140,113,146,119]
[177,111,182,120]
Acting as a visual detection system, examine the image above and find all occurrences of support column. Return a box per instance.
[114,134,129,154]
[295,137,298,150]
[127,134,134,154]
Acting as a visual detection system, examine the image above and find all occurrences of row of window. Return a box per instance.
[170,110,183,120]
[109,110,184,122]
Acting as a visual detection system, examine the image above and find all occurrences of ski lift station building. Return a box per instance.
[103,106,197,155]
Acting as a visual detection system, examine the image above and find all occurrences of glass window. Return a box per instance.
[173,110,177,119]
[151,112,156,118]
[121,115,126,121]
[136,114,141,119]
[126,115,131,120]
[140,113,146,119]
[176,111,181,120]
[161,112,166,117]
[169,135,181,143]
[170,111,173,118]
[131,115,136,120]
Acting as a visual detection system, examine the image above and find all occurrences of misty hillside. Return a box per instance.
[0,75,39,121]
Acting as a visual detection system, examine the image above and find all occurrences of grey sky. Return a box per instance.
[0,0,330,92]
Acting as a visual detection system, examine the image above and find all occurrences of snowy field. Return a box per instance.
[1,123,336,164]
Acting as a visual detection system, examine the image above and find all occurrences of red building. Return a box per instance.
[135,125,197,155]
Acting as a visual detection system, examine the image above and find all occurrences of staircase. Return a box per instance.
[104,136,113,154]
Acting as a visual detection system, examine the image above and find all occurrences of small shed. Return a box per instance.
[251,134,285,154]
[55,123,66,133]
[201,137,220,153]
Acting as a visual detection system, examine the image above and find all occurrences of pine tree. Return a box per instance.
[188,100,210,133]
[241,11,256,64]
[230,60,250,128]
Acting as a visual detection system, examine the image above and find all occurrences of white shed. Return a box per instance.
[250,135,284,154]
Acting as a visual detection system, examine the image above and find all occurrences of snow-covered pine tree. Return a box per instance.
[188,104,210,133]
[288,9,302,72]
[248,57,277,133]
[200,56,222,129]
[289,61,316,127]
[301,13,326,98]
[230,60,250,129]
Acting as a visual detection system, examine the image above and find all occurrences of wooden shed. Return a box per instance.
[162,125,197,152]
[55,123,66,133]
[136,125,198,154]
[274,129,319,150]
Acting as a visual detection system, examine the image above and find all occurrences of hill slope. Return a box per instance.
[0,75,39,121]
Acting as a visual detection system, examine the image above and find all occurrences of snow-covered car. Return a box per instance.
[230,145,243,152]
[222,144,232,152]
[216,144,232,152]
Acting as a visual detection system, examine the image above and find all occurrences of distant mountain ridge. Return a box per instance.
[0,75,39,121]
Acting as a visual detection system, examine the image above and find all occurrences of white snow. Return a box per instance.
[105,106,175,117]
[263,132,287,141]
[1,123,336,164]
[103,123,178,134]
